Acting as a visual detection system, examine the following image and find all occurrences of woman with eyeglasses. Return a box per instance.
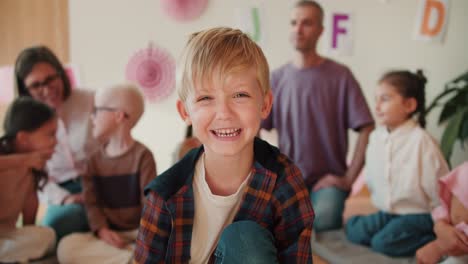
[14,45,98,241]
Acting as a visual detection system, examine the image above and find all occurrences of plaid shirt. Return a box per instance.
[133,138,314,263]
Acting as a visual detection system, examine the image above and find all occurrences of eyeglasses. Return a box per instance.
[26,73,61,92]
[92,106,129,118]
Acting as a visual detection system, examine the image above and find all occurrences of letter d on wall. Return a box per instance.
[414,0,450,43]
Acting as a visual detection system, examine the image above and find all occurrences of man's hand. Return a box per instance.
[97,227,126,248]
[312,174,352,192]
[62,193,84,205]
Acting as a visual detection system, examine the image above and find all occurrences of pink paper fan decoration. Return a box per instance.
[126,44,175,102]
[160,0,209,22]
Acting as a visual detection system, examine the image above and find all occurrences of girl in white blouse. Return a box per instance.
[345,70,449,257]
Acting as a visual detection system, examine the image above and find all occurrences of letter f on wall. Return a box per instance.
[332,14,349,49]
[327,12,353,56]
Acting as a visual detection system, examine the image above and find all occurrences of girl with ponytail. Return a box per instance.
[0,97,57,262]
[345,70,450,257]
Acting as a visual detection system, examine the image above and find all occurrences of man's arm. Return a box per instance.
[313,123,374,191]
[343,124,374,187]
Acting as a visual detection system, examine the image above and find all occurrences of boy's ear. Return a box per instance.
[115,111,126,123]
[176,99,192,125]
[404,97,417,114]
[260,90,273,119]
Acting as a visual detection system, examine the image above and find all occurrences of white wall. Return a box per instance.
[69,0,468,172]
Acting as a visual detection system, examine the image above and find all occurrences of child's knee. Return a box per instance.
[313,207,343,232]
[40,227,56,249]
[345,216,369,245]
[369,233,401,256]
[220,221,272,243]
[216,221,277,264]
[57,233,84,263]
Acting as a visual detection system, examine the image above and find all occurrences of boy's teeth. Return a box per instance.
[213,128,241,137]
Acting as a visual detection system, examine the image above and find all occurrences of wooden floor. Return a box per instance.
[313,254,327,264]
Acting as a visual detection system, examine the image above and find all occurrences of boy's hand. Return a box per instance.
[98,227,126,248]
[416,241,443,264]
[62,193,84,205]
[435,221,468,255]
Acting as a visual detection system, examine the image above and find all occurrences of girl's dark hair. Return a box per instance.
[379,69,427,128]
[14,45,71,100]
[0,97,56,190]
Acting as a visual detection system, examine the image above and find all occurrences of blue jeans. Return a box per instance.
[345,211,435,257]
[310,187,349,232]
[214,221,279,264]
[41,179,89,241]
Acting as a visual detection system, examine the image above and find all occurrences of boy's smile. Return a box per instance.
[177,67,272,159]
[211,128,242,139]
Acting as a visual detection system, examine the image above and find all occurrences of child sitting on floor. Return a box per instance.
[416,162,468,264]
[133,27,315,263]
[57,84,157,264]
[345,70,449,257]
[0,97,57,263]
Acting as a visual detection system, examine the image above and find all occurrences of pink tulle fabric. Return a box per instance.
[432,162,468,235]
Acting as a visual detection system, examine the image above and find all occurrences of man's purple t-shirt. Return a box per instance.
[262,59,373,188]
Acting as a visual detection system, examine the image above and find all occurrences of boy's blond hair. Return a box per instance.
[96,83,144,128]
[178,27,270,102]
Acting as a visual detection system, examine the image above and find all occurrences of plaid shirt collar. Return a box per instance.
[146,138,281,262]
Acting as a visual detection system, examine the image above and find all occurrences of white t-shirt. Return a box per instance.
[190,155,251,264]
[39,89,97,204]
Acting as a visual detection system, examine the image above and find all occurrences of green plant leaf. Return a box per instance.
[459,111,468,149]
[438,90,468,124]
[441,108,466,161]
[450,71,468,84]
[426,88,458,115]
[439,101,458,124]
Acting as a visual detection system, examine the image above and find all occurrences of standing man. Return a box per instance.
[262,0,374,232]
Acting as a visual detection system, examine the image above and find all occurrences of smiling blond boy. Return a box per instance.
[134,27,314,263]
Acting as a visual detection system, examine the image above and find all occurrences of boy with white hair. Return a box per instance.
[57,83,157,264]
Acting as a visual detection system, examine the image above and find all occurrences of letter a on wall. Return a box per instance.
[324,12,354,56]
[414,0,450,43]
